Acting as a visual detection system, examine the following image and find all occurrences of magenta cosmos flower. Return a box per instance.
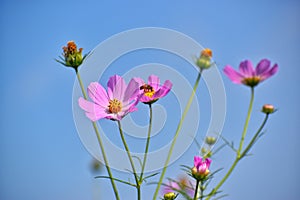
[134,75,172,104]
[223,59,278,87]
[192,156,211,181]
[78,75,140,121]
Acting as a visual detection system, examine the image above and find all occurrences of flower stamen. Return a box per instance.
[108,99,122,114]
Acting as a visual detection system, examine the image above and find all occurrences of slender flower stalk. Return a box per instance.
[76,72,120,200]
[139,103,153,183]
[205,94,272,200]
[193,180,200,200]
[57,41,120,200]
[117,121,141,200]
[240,113,269,158]
[237,87,254,157]
[205,88,255,199]
[153,71,203,200]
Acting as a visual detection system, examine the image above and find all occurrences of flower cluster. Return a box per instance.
[57,41,279,200]
[78,75,173,121]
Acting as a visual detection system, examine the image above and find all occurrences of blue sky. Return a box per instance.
[0,0,299,200]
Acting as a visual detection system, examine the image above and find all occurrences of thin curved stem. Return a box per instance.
[205,88,256,200]
[139,103,153,183]
[153,71,202,200]
[237,87,255,157]
[117,121,141,200]
[76,71,120,200]
[240,114,269,158]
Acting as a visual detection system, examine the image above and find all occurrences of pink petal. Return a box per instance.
[124,78,140,102]
[223,65,244,84]
[148,75,160,91]
[87,82,109,107]
[110,75,126,101]
[194,156,202,167]
[205,158,212,168]
[239,60,255,77]
[153,80,172,99]
[139,95,152,103]
[255,59,270,76]
[132,77,145,87]
[260,63,278,81]
[78,97,108,121]
[107,75,123,100]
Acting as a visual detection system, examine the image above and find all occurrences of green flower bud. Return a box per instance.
[261,104,275,114]
[205,136,217,145]
[196,48,213,70]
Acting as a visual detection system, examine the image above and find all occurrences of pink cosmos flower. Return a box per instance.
[78,75,140,121]
[223,59,278,87]
[192,156,211,180]
[134,75,172,104]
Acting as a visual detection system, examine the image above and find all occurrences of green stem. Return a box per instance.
[194,180,200,200]
[139,104,153,183]
[240,114,269,158]
[205,88,255,200]
[117,121,141,200]
[76,71,120,200]
[153,71,202,200]
[237,87,255,157]
[206,158,239,200]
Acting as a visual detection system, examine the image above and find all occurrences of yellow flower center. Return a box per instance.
[140,84,155,98]
[242,76,261,87]
[108,99,122,114]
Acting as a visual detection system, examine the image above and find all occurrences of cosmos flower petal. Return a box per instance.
[223,65,244,84]
[239,60,255,76]
[124,78,140,102]
[260,63,279,81]
[107,75,123,99]
[148,74,160,91]
[205,158,212,168]
[132,77,145,86]
[153,80,172,99]
[87,82,109,107]
[78,97,108,121]
[114,76,127,101]
[194,156,202,167]
[255,59,270,75]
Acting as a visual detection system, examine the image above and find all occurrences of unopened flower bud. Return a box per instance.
[163,192,177,200]
[56,41,87,71]
[196,48,213,70]
[261,104,275,114]
[192,156,211,181]
[205,136,217,145]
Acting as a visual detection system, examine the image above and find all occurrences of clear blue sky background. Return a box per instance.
[1,0,299,200]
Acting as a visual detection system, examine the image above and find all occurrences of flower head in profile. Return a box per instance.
[134,75,172,104]
[196,48,214,70]
[56,41,87,70]
[191,156,211,181]
[261,104,276,114]
[223,59,278,87]
[78,75,140,121]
